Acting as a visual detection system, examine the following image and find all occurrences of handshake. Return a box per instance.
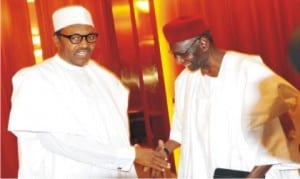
[134,139,174,178]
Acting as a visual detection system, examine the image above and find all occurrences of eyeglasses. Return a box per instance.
[172,38,200,59]
[57,33,98,44]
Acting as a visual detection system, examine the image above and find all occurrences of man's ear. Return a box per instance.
[199,37,209,51]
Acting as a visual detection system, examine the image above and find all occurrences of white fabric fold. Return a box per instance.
[170,51,300,179]
[8,55,136,178]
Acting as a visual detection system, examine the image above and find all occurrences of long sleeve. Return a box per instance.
[37,132,135,171]
[8,57,137,178]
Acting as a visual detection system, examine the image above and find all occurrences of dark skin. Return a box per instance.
[53,24,96,67]
[152,35,272,178]
[170,36,225,77]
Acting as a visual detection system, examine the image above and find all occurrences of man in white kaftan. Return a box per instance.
[8,5,170,179]
[155,16,300,179]
[9,54,137,178]
[171,51,300,178]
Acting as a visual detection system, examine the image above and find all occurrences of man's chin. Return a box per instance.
[186,66,199,72]
[73,58,89,67]
[75,53,91,59]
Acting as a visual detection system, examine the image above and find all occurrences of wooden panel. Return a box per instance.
[112,0,170,148]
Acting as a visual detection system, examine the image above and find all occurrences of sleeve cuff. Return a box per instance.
[115,146,136,172]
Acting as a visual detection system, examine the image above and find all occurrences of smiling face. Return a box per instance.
[170,36,209,71]
[54,24,97,67]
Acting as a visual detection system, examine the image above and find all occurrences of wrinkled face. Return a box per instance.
[170,37,209,71]
[54,24,97,67]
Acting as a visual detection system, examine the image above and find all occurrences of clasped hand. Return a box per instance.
[134,140,171,178]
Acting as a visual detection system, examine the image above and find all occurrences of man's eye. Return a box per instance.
[71,35,81,40]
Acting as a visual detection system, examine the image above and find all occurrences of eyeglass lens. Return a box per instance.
[173,38,199,59]
[58,33,98,44]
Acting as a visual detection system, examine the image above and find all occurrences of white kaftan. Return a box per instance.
[8,55,137,179]
[170,51,300,178]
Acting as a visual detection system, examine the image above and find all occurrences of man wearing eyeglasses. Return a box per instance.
[152,16,300,178]
[8,5,169,178]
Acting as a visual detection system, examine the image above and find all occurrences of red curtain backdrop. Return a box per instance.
[1,0,36,177]
[1,0,300,178]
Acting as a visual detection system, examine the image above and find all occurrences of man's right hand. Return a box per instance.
[134,144,170,173]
